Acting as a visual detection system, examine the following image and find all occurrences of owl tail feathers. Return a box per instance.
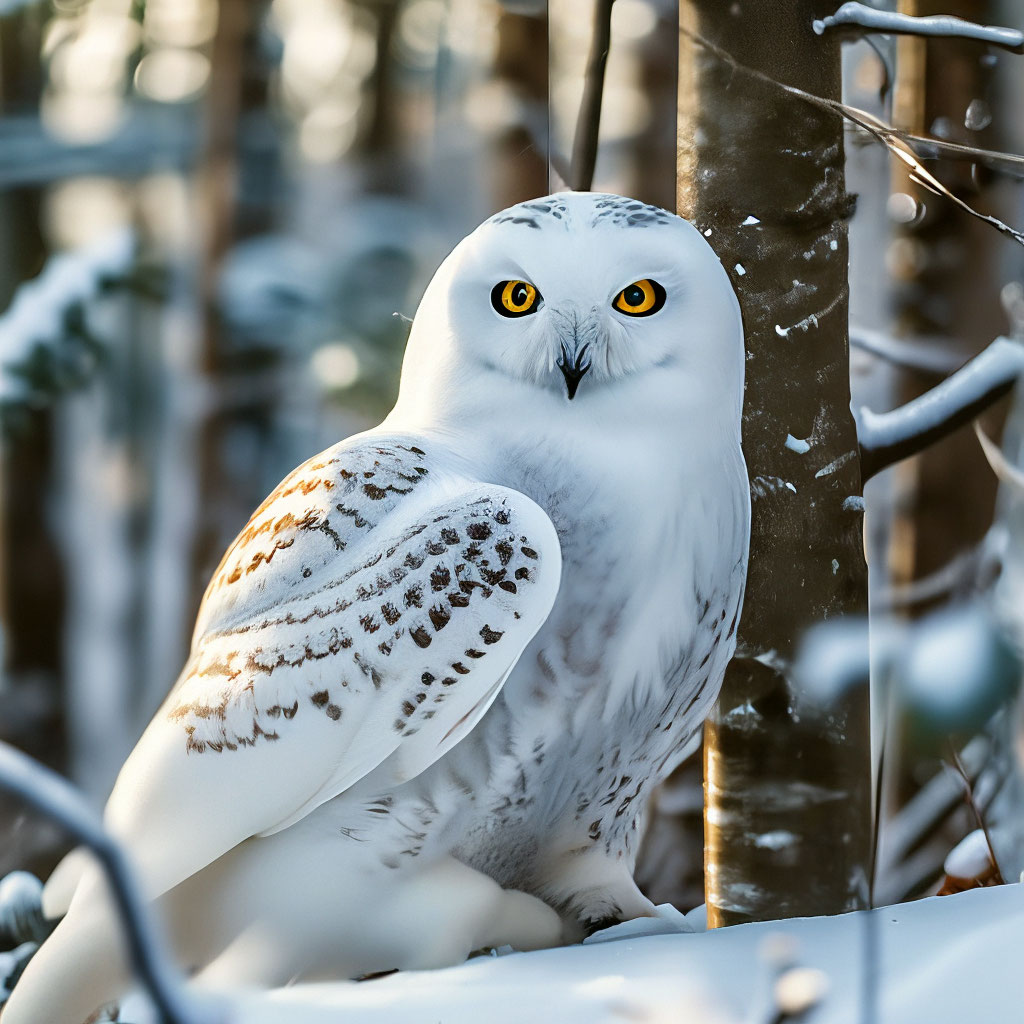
[1,883,131,1024]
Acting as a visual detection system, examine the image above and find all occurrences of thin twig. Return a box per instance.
[839,104,1024,248]
[0,742,217,1024]
[975,420,1024,492]
[947,744,1006,884]
[875,786,1002,903]
[876,129,1024,182]
[569,0,616,191]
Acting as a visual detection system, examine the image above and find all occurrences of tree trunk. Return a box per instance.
[189,0,256,620]
[0,9,69,880]
[490,3,550,207]
[678,0,872,926]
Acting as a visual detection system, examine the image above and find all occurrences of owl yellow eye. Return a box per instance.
[613,279,666,317]
[492,280,541,318]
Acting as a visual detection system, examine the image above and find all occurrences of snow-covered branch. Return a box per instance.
[857,336,1024,480]
[850,325,965,375]
[0,742,219,1024]
[0,229,135,403]
[812,3,1024,54]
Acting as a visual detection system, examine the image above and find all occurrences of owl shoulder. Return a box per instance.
[193,434,437,642]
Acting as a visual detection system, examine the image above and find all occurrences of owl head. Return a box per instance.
[393,192,745,435]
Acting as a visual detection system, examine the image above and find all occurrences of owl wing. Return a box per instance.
[96,433,561,903]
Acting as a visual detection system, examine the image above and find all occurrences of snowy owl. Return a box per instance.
[4,192,749,1024]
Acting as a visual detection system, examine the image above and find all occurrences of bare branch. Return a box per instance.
[975,420,1024,492]
[838,103,1024,249]
[880,542,985,610]
[812,3,1024,54]
[569,0,615,191]
[879,129,1024,182]
[0,742,219,1024]
[857,337,1024,481]
[947,745,1005,885]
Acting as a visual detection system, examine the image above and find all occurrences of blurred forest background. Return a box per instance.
[1,0,1024,921]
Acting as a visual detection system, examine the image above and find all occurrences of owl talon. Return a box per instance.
[582,913,623,938]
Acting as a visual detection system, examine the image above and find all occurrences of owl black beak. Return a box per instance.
[557,342,591,400]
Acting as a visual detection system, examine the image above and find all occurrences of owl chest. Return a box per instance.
[476,562,732,873]
[457,438,740,842]
[509,469,700,713]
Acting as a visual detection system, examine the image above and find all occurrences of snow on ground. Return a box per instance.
[945,829,996,881]
[178,885,1024,1024]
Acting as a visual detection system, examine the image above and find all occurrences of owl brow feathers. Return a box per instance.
[484,194,674,232]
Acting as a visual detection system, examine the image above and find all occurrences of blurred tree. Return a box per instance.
[491,2,550,204]
[0,4,68,880]
[631,0,678,212]
[190,0,277,622]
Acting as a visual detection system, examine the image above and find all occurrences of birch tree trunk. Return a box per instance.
[678,0,872,926]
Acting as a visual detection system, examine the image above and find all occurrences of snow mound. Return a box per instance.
[945,829,997,880]
[189,885,1024,1024]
